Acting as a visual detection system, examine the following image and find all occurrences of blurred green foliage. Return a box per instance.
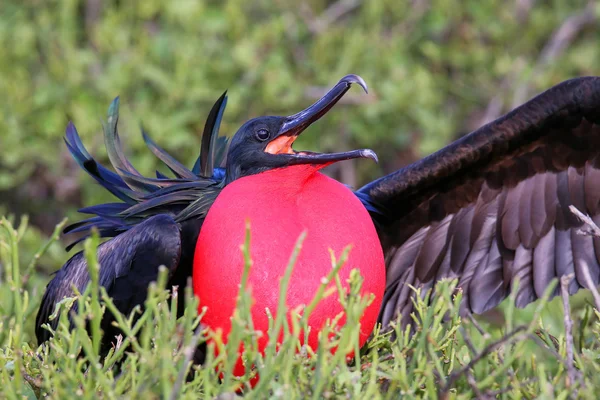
[0,0,599,268]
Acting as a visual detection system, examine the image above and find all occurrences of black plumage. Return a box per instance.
[36,215,182,347]
[36,95,228,348]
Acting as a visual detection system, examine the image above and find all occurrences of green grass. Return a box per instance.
[1,216,600,399]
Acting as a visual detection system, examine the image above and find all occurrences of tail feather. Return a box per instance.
[121,192,201,217]
[103,97,144,179]
[191,157,201,176]
[64,217,104,234]
[139,181,216,199]
[64,217,128,236]
[64,129,138,204]
[142,128,197,179]
[65,223,129,251]
[65,120,93,159]
[156,170,169,179]
[213,136,230,168]
[63,94,229,249]
[199,91,228,178]
[79,203,130,217]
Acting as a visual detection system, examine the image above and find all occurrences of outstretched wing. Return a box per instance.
[357,77,600,326]
[36,214,181,346]
[63,94,229,250]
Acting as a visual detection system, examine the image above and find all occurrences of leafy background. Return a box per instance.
[0,0,599,324]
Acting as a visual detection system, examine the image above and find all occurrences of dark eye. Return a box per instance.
[255,129,269,141]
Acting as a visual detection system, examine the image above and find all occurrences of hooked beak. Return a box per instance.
[265,74,378,164]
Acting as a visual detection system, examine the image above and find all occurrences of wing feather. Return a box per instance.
[358,77,600,326]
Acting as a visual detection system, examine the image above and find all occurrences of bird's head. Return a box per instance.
[224,74,377,183]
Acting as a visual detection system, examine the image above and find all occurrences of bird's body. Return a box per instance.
[36,75,600,362]
[194,164,385,365]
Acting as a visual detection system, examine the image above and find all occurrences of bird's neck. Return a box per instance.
[250,164,330,193]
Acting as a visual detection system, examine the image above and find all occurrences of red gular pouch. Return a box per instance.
[193,164,386,381]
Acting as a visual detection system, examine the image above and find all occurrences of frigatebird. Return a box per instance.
[37,74,600,358]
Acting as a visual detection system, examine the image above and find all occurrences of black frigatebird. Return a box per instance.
[36,75,600,359]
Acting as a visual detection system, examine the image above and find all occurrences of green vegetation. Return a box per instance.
[2,217,600,398]
[2,1,600,398]
[0,219,600,399]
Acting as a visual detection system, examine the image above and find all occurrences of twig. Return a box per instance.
[511,2,596,107]
[22,372,42,389]
[527,334,567,364]
[528,330,584,399]
[465,370,488,399]
[476,2,594,128]
[467,313,491,339]
[478,60,526,126]
[459,326,477,354]
[360,354,394,371]
[439,325,527,395]
[458,324,508,393]
[168,326,204,400]
[486,377,539,397]
[569,205,600,237]
[580,260,600,311]
[303,0,363,34]
[463,317,517,381]
[536,2,596,68]
[515,0,536,23]
[569,205,600,310]
[560,274,577,389]
[476,2,594,125]
[534,329,560,352]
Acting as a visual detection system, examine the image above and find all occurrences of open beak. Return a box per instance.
[265,74,378,164]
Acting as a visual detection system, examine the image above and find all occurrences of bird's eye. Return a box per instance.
[255,129,270,141]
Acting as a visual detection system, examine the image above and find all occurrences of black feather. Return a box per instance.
[63,95,229,249]
[199,91,228,178]
[142,128,197,179]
